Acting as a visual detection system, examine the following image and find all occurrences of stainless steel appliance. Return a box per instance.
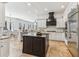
[67,4,79,57]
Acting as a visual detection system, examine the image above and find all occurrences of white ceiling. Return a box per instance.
[5,2,69,22]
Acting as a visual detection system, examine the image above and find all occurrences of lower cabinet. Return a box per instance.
[0,43,9,57]
[23,36,32,54]
[0,39,9,57]
[49,32,65,41]
[23,36,48,57]
[32,37,45,56]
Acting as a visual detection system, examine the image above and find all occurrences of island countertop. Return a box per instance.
[22,32,49,38]
[0,36,10,40]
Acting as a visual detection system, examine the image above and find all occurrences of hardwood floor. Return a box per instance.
[46,41,72,57]
[9,36,72,57]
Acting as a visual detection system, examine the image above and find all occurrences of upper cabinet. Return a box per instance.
[56,17,65,28]
[37,19,46,29]
[0,3,5,27]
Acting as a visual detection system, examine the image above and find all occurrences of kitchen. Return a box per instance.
[0,2,79,57]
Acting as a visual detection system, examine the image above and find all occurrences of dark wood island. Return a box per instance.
[22,34,49,57]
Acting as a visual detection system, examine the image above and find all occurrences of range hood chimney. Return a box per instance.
[46,12,56,26]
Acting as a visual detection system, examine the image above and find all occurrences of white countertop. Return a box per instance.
[22,32,48,38]
[0,36,10,40]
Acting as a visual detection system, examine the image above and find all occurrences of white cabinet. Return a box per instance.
[57,32,65,41]
[56,17,65,28]
[49,32,65,41]
[49,32,56,40]
[0,37,9,57]
[37,20,46,28]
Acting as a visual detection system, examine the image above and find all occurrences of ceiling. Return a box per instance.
[5,2,69,22]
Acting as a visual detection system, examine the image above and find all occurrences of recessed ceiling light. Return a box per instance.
[61,5,65,8]
[27,3,31,6]
[44,8,48,11]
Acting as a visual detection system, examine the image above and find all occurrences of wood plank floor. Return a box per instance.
[9,36,72,57]
[46,41,72,57]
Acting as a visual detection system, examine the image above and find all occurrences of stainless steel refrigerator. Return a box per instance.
[67,4,79,57]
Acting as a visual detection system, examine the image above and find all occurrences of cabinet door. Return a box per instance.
[32,37,45,56]
[0,38,9,57]
[32,37,41,51]
[57,17,65,28]
[23,36,32,54]
[37,20,46,28]
[49,33,56,40]
[1,43,9,57]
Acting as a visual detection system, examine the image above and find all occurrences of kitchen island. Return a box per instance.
[22,33,49,57]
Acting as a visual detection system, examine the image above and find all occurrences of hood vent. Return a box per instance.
[46,12,56,26]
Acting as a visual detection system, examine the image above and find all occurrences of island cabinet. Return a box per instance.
[22,36,49,57]
[23,36,32,54]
